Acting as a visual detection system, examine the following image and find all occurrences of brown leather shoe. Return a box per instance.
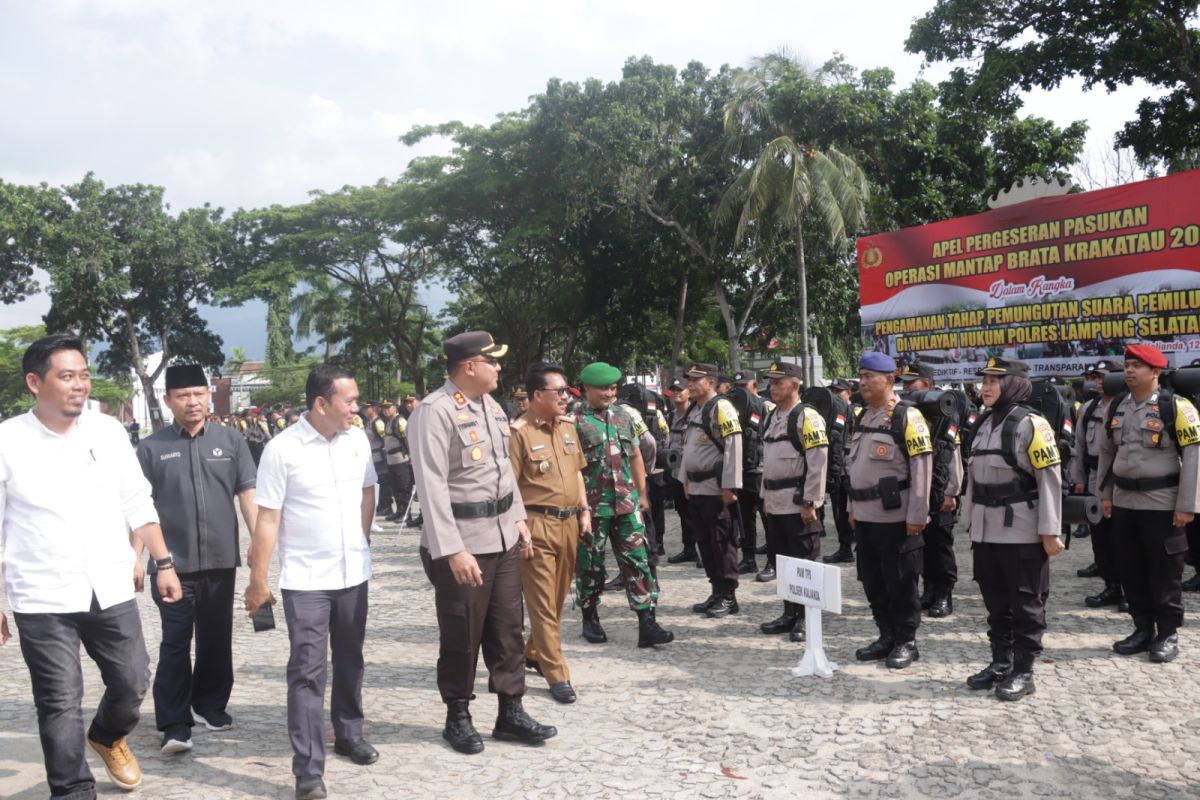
[88,735,143,790]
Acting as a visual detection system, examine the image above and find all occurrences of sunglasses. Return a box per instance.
[536,387,571,396]
[463,357,500,367]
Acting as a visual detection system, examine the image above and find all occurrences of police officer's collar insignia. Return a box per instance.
[452,390,468,407]
[511,418,527,429]
[456,411,471,421]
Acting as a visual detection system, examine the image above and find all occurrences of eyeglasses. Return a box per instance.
[537,387,571,396]
[463,357,500,367]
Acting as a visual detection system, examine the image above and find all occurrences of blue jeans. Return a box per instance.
[14,596,150,800]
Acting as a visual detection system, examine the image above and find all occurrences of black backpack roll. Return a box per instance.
[801,386,848,487]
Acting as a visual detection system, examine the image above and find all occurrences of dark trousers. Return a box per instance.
[14,597,149,800]
[922,513,958,592]
[152,568,235,731]
[1185,516,1200,570]
[736,486,761,560]
[1089,514,1120,585]
[855,521,923,642]
[689,494,740,590]
[832,479,853,550]
[765,513,821,562]
[281,582,369,779]
[420,545,525,703]
[648,478,667,553]
[972,541,1049,657]
[1111,506,1188,634]
[668,478,694,549]
[374,460,394,513]
[389,463,415,516]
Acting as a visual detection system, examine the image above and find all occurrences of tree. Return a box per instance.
[906,0,1200,170]
[291,274,350,360]
[722,56,870,383]
[0,181,47,303]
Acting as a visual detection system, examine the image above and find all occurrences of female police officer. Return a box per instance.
[961,358,1064,701]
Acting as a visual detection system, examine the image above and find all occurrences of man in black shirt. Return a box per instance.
[136,365,258,755]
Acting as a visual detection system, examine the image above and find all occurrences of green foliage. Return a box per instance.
[0,325,45,417]
[249,356,318,408]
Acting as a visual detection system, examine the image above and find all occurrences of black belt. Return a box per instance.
[763,476,803,490]
[1085,455,1098,471]
[1113,473,1180,491]
[687,467,721,482]
[847,480,910,501]
[525,504,579,520]
[451,493,514,519]
[971,479,1038,527]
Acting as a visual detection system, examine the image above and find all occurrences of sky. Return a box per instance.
[0,0,1158,360]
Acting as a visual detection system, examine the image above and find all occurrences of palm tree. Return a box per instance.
[720,58,868,384]
[291,275,349,361]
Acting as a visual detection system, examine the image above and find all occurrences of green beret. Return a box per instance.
[579,361,622,387]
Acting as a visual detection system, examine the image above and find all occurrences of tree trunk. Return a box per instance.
[795,218,811,386]
[670,267,689,372]
[124,316,166,431]
[711,281,742,371]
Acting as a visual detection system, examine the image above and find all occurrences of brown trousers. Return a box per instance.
[421,544,526,703]
[519,514,580,684]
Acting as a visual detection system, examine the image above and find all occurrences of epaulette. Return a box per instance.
[511,419,528,430]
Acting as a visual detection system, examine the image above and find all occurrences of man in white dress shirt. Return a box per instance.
[0,334,182,799]
[244,364,378,800]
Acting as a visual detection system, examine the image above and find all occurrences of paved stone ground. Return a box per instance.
[2,512,1199,800]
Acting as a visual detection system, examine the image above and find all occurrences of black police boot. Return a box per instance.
[995,651,1036,701]
[1182,572,1200,592]
[1076,562,1100,578]
[855,627,894,662]
[823,546,853,564]
[919,584,935,610]
[966,645,1013,690]
[1085,583,1124,608]
[755,564,776,582]
[405,514,423,529]
[789,611,807,642]
[1072,524,1090,540]
[1113,623,1154,655]
[706,589,739,618]
[737,556,758,575]
[581,606,607,644]
[759,602,799,634]
[886,640,920,669]
[492,695,557,744]
[668,548,697,564]
[636,608,674,648]
[603,574,624,592]
[1149,632,1179,663]
[927,591,953,619]
[691,591,720,614]
[755,543,768,554]
[442,701,484,754]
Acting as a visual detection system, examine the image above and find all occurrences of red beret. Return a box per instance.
[1124,343,1167,369]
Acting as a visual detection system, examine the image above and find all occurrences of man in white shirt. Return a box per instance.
[0,334,182,799]
[244,365,378,800]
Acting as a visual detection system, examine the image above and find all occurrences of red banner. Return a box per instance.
[857,169,1200,380]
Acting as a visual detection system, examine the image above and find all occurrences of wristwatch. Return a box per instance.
[801,500,816,509]
[154,554,176,571]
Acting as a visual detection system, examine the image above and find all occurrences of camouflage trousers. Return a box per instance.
[577,513,658,611]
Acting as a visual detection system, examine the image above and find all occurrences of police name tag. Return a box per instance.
[776,556,842,614]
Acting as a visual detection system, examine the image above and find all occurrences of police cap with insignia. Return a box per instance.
[1083,359,1123,376]
[380,399,396,407]
[443,330,508,362]
[976,356,1030,376]
[899,361,935,382]
[579,362,622,387]
[512,386,528,399]
[733,368,758,385]
[165,364,208,391]
[1124,342,1167,369]
[685,363,720,379]
[830,378,853,392]
[667,377,686,393]
[859,352,897,374]
[762,361,803,380]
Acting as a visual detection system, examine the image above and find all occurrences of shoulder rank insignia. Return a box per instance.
[452,390,468,407]
[511,418,527,429]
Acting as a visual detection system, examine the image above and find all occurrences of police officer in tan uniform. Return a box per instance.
[1098,343,1200,663]
[365,401,394,518]
[680,363,744,618]
[664,378,699,566]
[757,361,828,641]
[409,331,556,754]
[962,357,1064,701]
[846,352,932,669]
[507,362,589,704]
[383,400,417,525]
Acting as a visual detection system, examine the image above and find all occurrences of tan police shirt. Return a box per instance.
[846,395,933,526]
[760,400,829,516]
[1069,395,1109,494]
[679,396,743,496]
[1097,391,1200,513]
[410,379,528,559]
[507,412,586,510]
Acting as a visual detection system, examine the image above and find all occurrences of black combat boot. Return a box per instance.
[581,606,607,643]
[691,591,720,614]
[927,591,953,618]
[760,602,799,634]
[1183,572,1200,592]
[492,695,557,744]
[706,586,739,618]
[1076,562,1100,578]
[966,645,1013,690]
[789,612,806,643]
[603,574,624,592]
[855,624,893,661]
[919,584,936,610]
[886,640,920,669]
[1149,631,1179,663]
[637,608,674,647]
[995,651,1036,701]
[823,546,853,564]
[1113,623,1154,655]
[1084,583,1124,608]
[667,547,697,564]
[442,701,484,754]
[737,556,758,575]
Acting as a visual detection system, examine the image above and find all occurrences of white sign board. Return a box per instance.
[775,556,842,615]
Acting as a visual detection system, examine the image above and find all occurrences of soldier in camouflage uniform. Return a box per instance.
[575,362,673,648]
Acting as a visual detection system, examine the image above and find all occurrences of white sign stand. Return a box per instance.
[775,555,843,679]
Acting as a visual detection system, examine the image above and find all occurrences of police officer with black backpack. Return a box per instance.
[824,379,857,564]
[727,370,768,577]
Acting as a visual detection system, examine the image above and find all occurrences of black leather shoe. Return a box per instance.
[692,593,720,614]
[1113,627,1154,655]
[637,608,674,647]
[855,636,894,661]
[404,515,423,528]
[760,610,798,634]
[1072,524,1090,540]
[493,696,557,744]
[443,701,484,754]
[667,548,697,564]
[295,776,328,800]
[603,574,624,592]
[737,558,758,575]
[789,617,806,642]
[995,672,1035,701]
[927,593,953,618]
[1085,584,1124,608]
[581,608,607,644]
[755,565,776,582]
[334,738,379,765]
[549,681,577,703]
[1076,562,1101,578]
[1149,634,1179,663]
[919,586,935,610]
[886,641,919,669]
[705,595,739,618]
[1183,572,1200,592]
[1118,599,1130,613]
[755,543,768,554]
[823,547,853,564]
[966,656,1012,690]
[525,658,543,677]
